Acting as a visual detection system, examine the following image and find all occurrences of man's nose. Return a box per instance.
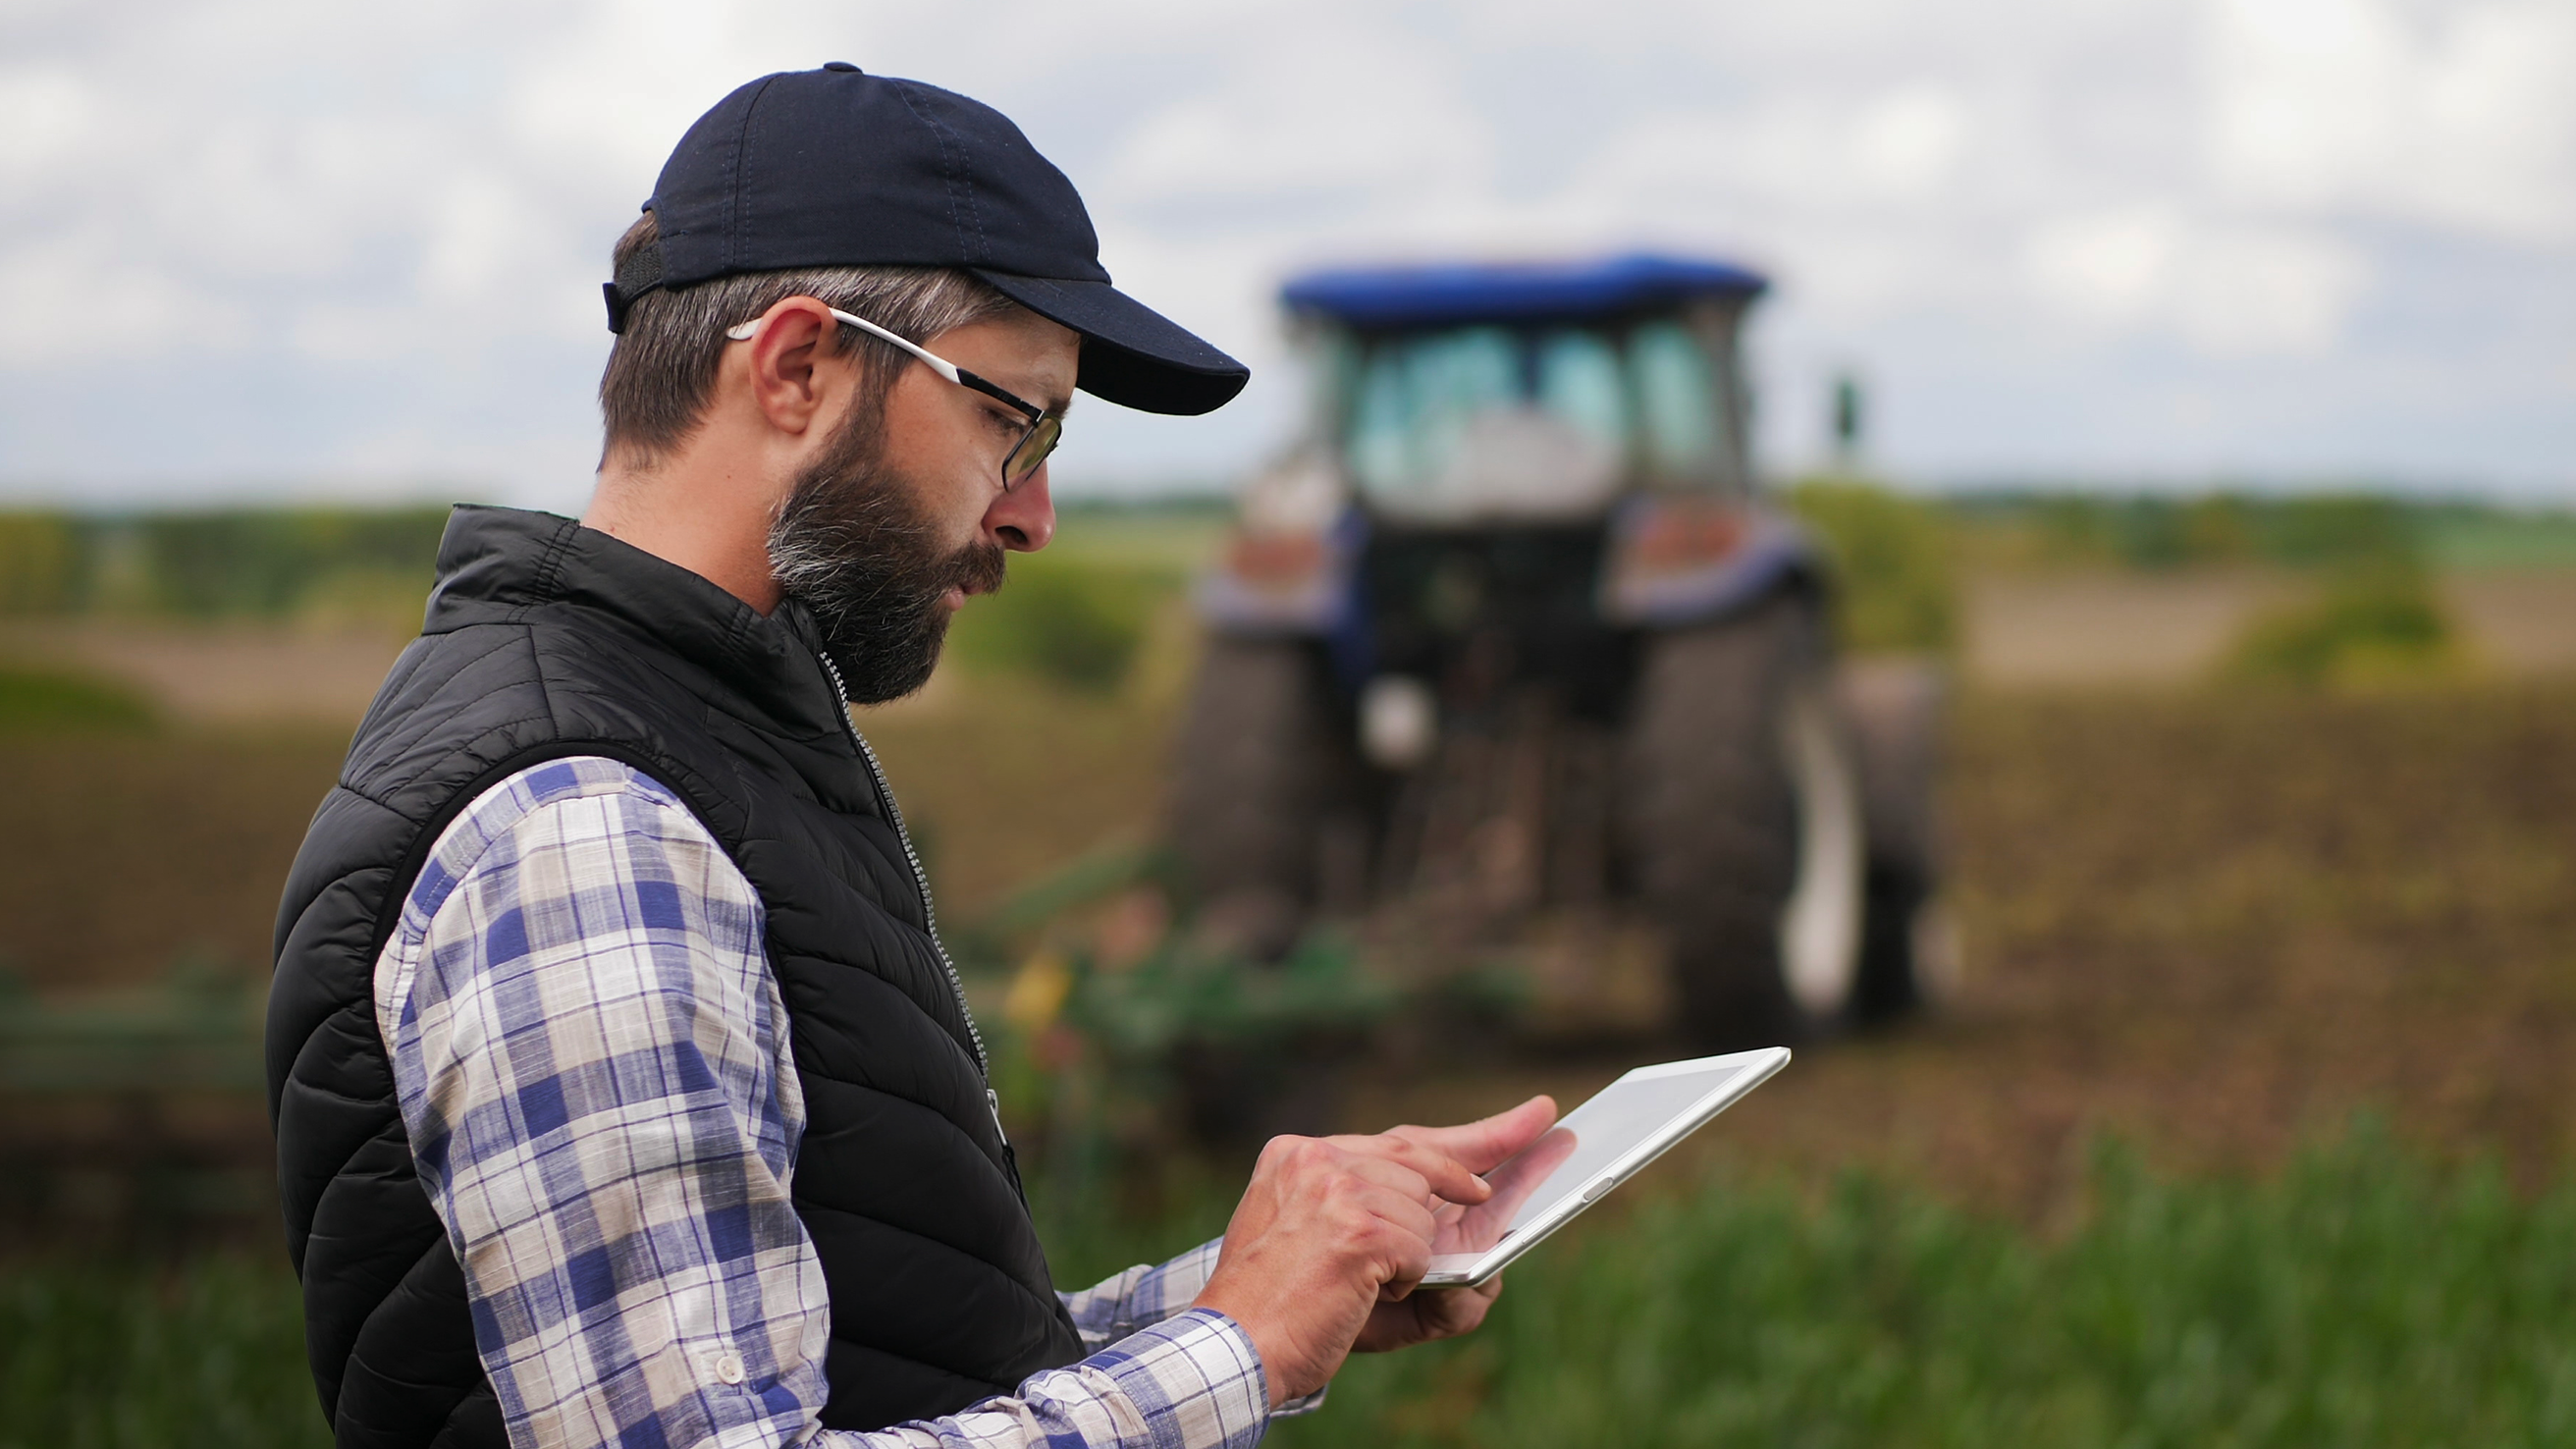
[987,469,1055,552]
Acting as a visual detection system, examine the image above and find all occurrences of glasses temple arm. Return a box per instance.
[723,308,963,386]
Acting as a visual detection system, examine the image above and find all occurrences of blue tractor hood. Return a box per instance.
[1281,252,1768,330]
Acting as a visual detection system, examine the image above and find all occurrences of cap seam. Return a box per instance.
[888,81,983,268]
[726,74,787,276]
[939,110,991,264]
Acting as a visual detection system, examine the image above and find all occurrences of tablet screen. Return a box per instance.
[1431,1061,1751,1260]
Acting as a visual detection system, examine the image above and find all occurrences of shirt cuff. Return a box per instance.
[1273,1383,1329,1419]
[1085,1308,1271,1449]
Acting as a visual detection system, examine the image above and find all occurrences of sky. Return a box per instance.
[1,0,2570,510]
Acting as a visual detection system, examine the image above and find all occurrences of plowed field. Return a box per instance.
[5,666,2574,1223]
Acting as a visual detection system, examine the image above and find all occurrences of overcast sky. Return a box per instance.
[2,0,2570,510]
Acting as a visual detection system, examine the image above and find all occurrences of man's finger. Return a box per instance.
[1351,1182,1438,1247]
[1389,1096,1559,1176]
[1337,1152,1433,1205]
[1329,1131,1494,1206]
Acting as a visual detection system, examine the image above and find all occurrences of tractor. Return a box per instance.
[1168,254,1947,1048]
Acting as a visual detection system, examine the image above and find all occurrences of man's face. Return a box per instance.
[768,308,1075,704]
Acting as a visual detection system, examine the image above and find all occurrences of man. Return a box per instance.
[265,64,1554,1449]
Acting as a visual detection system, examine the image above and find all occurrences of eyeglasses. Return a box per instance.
[726,305,1063,489]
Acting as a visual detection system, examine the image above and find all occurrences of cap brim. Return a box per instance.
[972,272,1249,416]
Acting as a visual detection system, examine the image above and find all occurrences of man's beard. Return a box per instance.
[767,408,1006,706]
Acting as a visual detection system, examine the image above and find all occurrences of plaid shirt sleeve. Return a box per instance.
[1060,1242,1326,1420]
[1062,1240,1227,1353]
[375,756,1278,1449]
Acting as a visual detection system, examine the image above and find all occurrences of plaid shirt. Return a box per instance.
[375,756,1283,1449]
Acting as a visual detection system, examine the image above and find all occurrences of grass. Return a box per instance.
[9,1125,2575,1446]
[1276,1123,2576,1448]
[0,1253,327,1449]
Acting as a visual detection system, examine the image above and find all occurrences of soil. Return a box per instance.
[1357,683,2576,1220]
[0,621,411,724]
[4,625,2574,1230]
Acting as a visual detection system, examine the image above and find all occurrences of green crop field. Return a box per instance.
[9,1125,2576,1448]
[1275,1126,2576,1448]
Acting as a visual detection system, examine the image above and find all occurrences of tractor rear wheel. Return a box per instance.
[1836,657,1958,1023]
[1166,636,1356,957]
[1620,591,1868,1047]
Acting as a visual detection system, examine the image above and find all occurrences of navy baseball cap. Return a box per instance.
[606,64,1249,416]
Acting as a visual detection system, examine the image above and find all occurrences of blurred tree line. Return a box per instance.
[3,491,2564,687]
[0,504,1192,697]
[1948,490,2423,572]
[0,508,452,622]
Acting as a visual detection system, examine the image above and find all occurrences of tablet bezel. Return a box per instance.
[1416,1046,1791,1289]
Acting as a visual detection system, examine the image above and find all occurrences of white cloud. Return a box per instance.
[0,65,98,182]
[0,0,2566,497]
[2027,207,2371,354]
[0,233,231,365]
[1102,29,1494,208]
[1852,83,1973,199]
[2207,0,2576,242]
[2029,208,2178,324]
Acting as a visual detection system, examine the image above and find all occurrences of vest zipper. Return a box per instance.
[812,650,995,1100]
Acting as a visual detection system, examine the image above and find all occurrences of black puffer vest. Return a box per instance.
[265,506,1082,1447]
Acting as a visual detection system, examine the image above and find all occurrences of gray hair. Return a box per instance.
[597,209,1020,468]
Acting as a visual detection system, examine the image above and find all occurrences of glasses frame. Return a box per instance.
[725,305,1062,489]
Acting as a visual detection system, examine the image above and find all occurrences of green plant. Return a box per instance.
[0,662,156,734]
[2223,564,2460,687]
[947,551,1174,692]
[12,1123,2573,1447]
[1280,1122,2576,1448]
[985,925,1401,1181]
[0,1254,330,1449]
[1784,477,1959,655]
[0,513,81,616]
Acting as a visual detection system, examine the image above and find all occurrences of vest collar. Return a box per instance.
[423,505,849,740]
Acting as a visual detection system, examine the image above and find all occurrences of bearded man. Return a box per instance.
[264,63,1552,1449]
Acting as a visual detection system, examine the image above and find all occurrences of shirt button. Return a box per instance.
[714,1351,745,1385]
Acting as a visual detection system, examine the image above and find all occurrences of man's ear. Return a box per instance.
[743,296,851,440]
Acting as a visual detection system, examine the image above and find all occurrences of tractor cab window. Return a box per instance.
[1348,327,1522,511]
[1533,332,1628,452]
[1339,321,1731,520]
[1631,321,1726,481]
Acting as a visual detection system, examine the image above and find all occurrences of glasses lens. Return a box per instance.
[1003,413,1063,487]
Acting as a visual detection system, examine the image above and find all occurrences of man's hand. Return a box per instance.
[1192,1096,1557,1405]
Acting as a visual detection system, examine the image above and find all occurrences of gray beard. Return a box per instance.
[767,417,1005,705]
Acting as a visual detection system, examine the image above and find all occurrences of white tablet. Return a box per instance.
[1417,1047,1790,1288]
